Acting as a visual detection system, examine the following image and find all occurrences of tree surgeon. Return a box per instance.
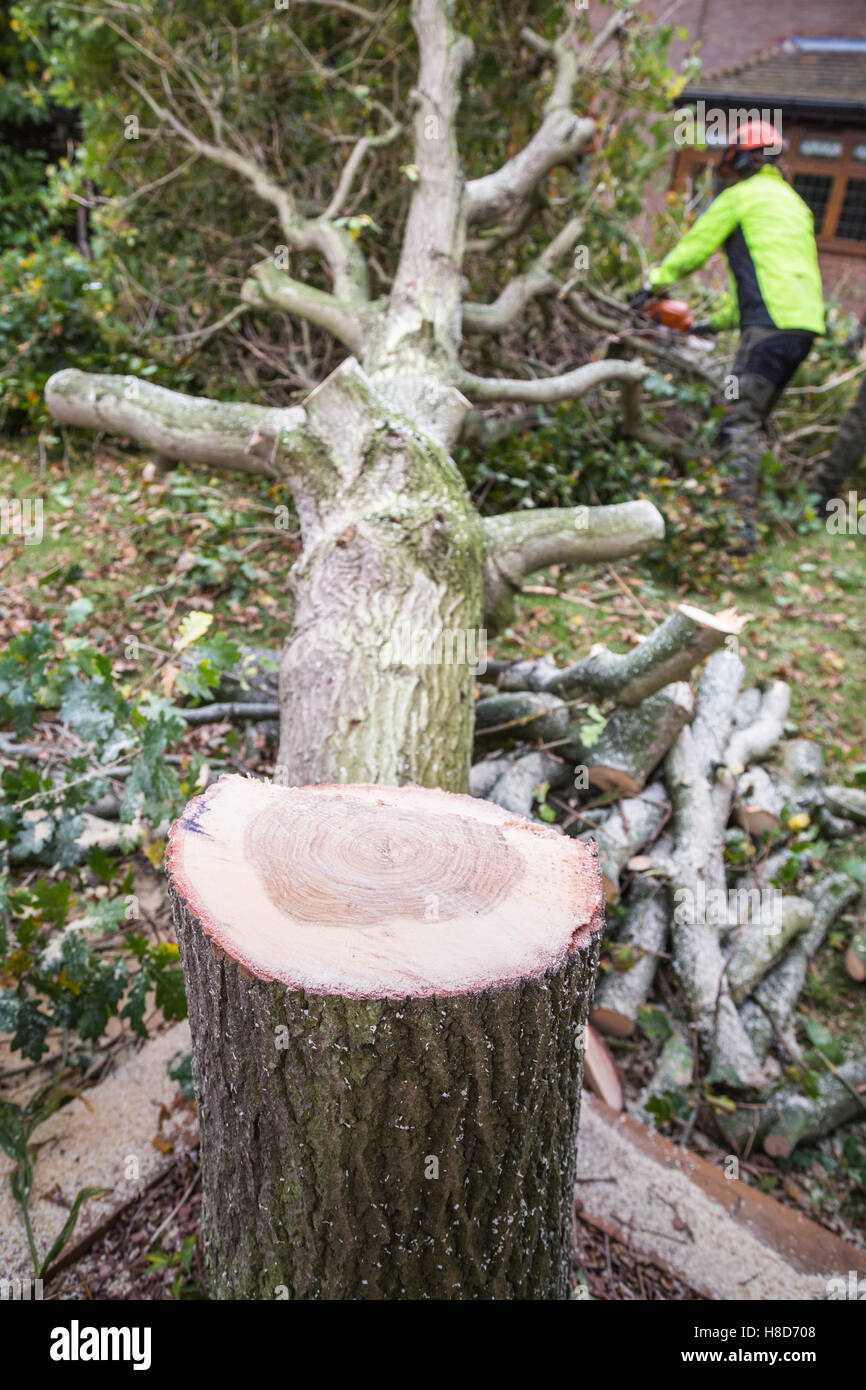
[638,120,825,555]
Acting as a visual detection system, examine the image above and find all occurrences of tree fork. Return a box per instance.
[168,775,604,1300]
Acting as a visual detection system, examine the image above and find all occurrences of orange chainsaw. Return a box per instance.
[627,286,715,344]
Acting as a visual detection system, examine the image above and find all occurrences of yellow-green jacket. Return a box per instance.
[649,166,825,334]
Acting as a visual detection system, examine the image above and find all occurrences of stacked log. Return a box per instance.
[467,603,866,1159]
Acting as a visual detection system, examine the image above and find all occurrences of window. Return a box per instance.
[793,173,833,232]
[799,139,843,159]
[837,179,866,242]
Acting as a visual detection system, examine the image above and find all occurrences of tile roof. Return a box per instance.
[683,38,866,108]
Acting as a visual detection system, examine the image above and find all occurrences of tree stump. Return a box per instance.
[167,775,604,1300]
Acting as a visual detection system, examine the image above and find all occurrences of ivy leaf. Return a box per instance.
[152,961,187,1022]
[637,1005,672,1040]
[11,996,51,1061]
[803,1017,844,1066]
[578,704,607,749]
[121,969,150,1039]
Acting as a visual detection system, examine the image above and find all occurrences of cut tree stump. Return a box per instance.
[167,774,604,1301]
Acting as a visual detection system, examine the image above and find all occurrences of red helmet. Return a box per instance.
[720,119,785,171]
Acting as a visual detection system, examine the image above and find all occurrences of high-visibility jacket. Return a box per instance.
[649,166,825,335]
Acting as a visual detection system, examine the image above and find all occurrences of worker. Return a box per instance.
[635,119,825,555]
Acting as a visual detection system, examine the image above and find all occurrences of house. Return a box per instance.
[668,24,866,312]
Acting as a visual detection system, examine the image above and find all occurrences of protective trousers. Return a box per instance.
[717,326,815,526]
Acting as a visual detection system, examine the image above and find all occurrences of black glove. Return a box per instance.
[628,285,656,311]
[692,321,718,336]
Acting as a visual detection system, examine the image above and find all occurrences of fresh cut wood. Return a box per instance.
[168,774,604,1300]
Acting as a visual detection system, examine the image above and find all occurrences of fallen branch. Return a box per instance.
[725,898,814,1005]
[823,785,866,826]
[546,605,746,707]
[473,691,569,746]
[664,724,769,1089]
[181,701,279,726]
[574,781,668,902]
[581,684,694,796]
[741,875,861,1060]
[591,853,670,1037]
[724,683,791,775]
[721,1054,866,1158]
[485,750,568,818]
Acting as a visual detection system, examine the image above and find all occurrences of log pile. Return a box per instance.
[472,604,866,1157]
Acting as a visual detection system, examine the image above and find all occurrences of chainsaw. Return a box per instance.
[627,286,716,349]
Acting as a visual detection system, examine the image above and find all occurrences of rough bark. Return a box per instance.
[546,605,746,706]
[721,1056,866,1159]
[591,859,670,1037]
[574,781,669,902]
[665,724,770,1088]
[581,683,694,795]
[275,360,483,789]
[168,776,604,1300]
[741,874,860,1061]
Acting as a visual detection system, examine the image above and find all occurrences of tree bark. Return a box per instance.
[168,776,604,1300]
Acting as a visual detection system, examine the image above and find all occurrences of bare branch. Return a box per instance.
[462,216,583,334]
[482,499,664,628]
[241,261,369,354]
[619,377,694,464]
[324,111,404,220]
[126,76,369,303]
[385,0,474,358]
[456,357,648,405]
[44,370,307,478]
[568,290,721,385]
[465,10,632,228]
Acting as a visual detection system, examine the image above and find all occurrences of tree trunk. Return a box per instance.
[274,361,483,790]
[168,775,603,1299]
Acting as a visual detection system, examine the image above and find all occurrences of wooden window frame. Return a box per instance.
[672,124,866,257]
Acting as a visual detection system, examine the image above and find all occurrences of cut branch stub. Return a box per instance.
[546,605,746,706]
[168,774,604,1300]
